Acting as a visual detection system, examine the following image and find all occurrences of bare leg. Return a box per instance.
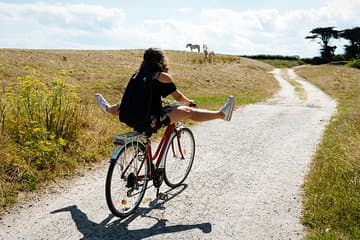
[168,106,224,124]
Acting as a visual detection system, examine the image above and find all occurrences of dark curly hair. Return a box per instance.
[140,48,168,74]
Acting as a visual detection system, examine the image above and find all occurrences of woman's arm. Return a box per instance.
[158,72,194,106]
[171,90,194,106]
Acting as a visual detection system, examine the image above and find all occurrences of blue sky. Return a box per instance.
[1,0,359,57]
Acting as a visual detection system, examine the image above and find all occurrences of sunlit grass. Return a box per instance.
[295,65,360,240]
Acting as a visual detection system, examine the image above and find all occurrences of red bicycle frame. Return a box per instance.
[148,123,175,168]
[117,123,183,181]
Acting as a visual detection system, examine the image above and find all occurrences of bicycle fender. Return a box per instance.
[110,145,125,163]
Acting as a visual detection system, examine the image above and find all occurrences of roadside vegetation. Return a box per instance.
[295,65,360,239]
[346,59,360,69]
[259,58,305,68]
[241,55,305,68]
[0,49,277,211]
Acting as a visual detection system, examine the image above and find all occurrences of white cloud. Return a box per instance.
[176,8,193,14]
[0,0,359,56]
[192,0,360,56]
[0,2,126,32]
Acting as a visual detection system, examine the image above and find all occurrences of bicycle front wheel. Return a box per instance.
[164,128,195,188]
[105,141,149,218]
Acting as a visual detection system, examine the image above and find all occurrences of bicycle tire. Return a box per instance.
[105,140,149,218]
[164,128,195,188]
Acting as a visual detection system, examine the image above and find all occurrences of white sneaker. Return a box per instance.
[95,93,110,114]
[220,96,235,121]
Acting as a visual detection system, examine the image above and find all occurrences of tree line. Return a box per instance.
[306,26,360,64]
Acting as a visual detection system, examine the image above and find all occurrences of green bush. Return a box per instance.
[4,76,82,170]
[1,76,85,207]
[347,59,360,69]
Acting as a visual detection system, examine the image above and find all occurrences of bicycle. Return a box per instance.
[105,99,196,218]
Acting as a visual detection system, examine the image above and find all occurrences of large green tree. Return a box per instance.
[306,27,339,63]
[340,27,360,59]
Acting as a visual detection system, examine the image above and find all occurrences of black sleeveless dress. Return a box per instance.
[149,78,176,131]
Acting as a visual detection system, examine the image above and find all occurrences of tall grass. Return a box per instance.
[189,53,240,65]
[0,76,84,205]
[295,65,360,239]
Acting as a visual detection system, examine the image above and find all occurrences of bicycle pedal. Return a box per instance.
[157,192,168,201]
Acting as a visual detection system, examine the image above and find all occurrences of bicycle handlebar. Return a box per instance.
[189,102,197,107]
[161,98,197,108]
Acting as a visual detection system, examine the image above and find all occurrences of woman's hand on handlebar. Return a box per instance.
[188,100,197,108]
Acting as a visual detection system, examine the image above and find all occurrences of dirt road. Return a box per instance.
[0,69,336,240]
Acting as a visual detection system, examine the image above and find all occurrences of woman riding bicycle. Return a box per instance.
[95,48,235,132]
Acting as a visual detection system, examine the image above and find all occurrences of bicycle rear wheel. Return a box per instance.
[164,128,195,188]
[105,141,149,218]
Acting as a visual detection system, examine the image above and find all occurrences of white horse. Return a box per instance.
[186,43,200,53]
[203,44,215,59]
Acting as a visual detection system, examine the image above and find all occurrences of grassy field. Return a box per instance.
[295,65,360,239]
[0,49,277,211]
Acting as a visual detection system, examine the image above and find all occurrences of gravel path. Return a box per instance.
[0,69,336,240]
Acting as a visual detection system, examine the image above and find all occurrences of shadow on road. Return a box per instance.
[51,184,212,239]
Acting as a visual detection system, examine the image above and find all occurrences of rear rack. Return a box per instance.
[113,132,148,145]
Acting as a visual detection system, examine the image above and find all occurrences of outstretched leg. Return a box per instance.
[169,106,221,123]
[168,96,234,123]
